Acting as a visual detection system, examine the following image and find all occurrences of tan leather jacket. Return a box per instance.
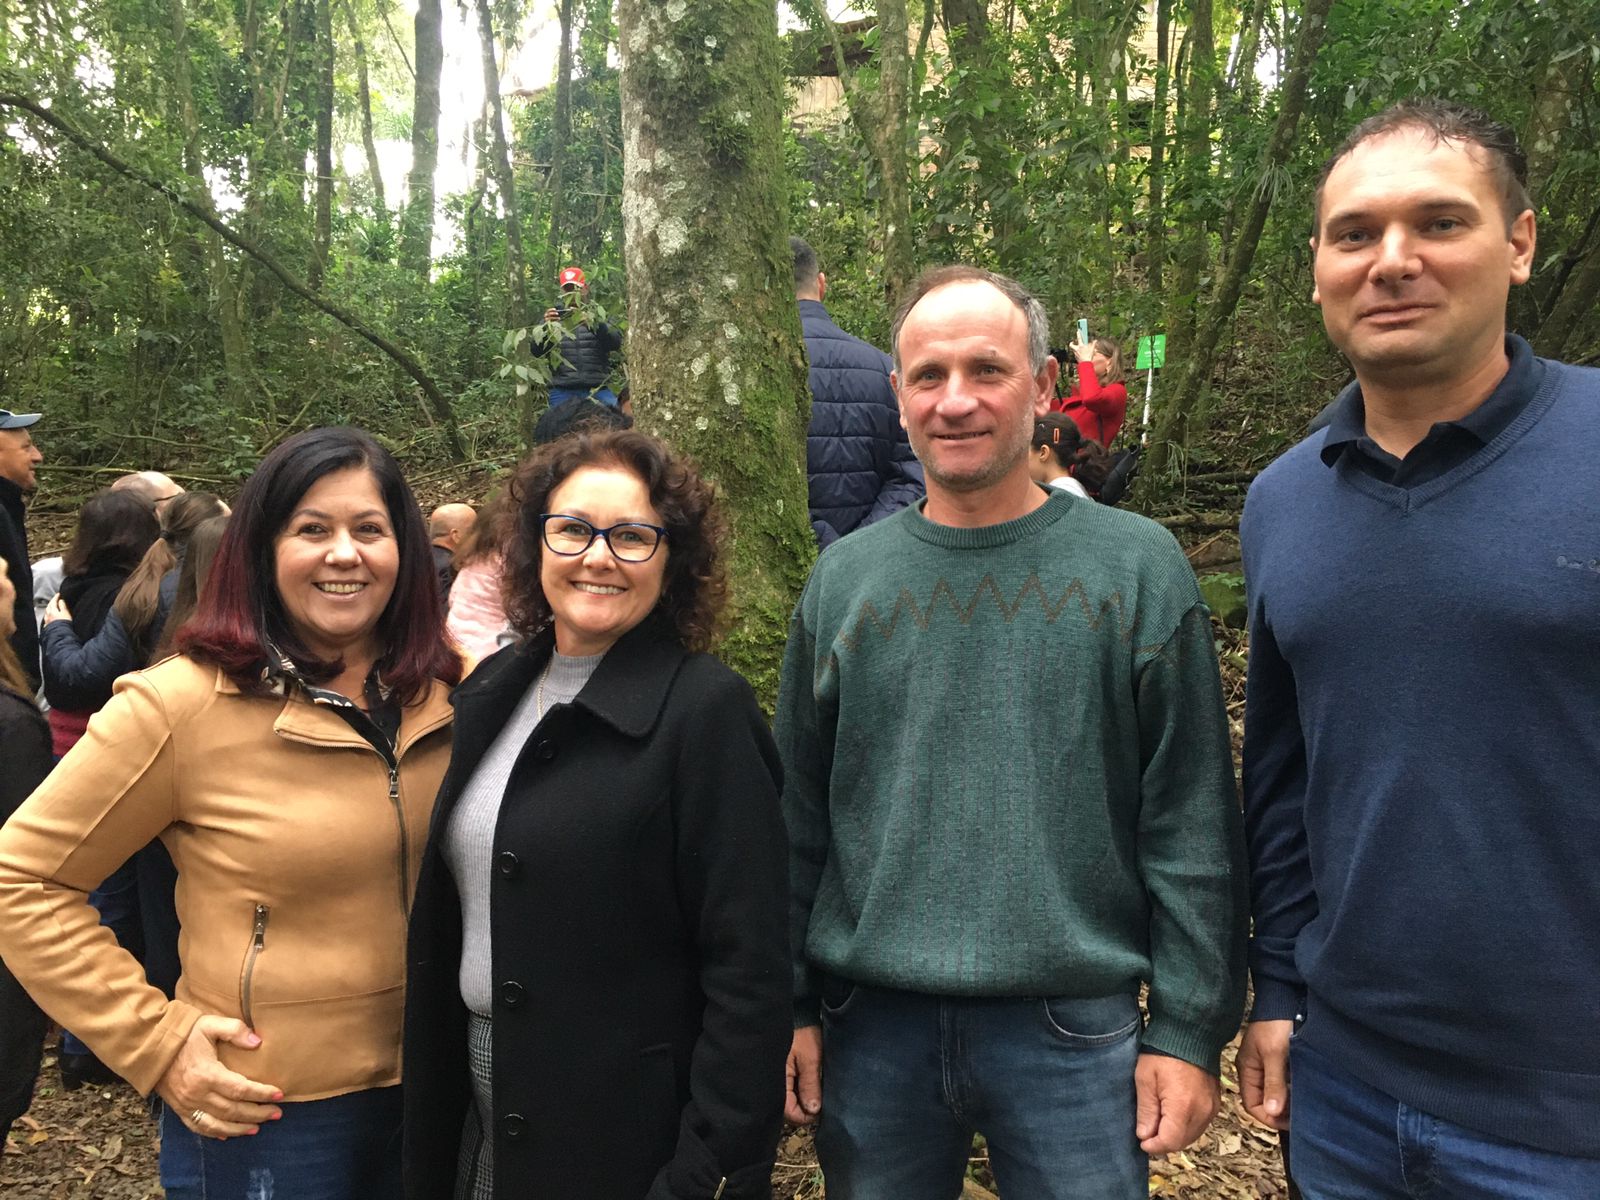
[0,655,452,1101]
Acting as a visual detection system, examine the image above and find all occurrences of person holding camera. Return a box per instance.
[542,266,623,408]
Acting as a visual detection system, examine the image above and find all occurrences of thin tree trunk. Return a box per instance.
[169,0,251,404]
[341,0,387,216]
[616,0,815,700]
[1165,0,1217,363]
[876,0,912,303]
[548,0,575,269]
[474,0,534,440]
[310,0,334,290]
[400,0,443,274]
[1145,0,1171,298]
[1145,0,1334,481]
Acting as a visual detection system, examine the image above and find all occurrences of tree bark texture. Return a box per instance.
[1146,0,1334,480]
[617,0,816,702]
[1145,0,1172,299]
[400,0,443,274]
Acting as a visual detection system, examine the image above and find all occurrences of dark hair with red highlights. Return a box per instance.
[180,426,460,701]
[503,429,728,653]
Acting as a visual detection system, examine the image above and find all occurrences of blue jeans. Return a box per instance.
[1290,1038,1600,1199]
[815,982,1146,1200]
[159,1086,402,1200]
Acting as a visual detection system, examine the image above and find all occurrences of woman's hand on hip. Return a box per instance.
[155,1015,284,1139]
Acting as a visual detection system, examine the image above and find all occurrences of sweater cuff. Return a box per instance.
[1247,978,1305,1024]
[1140,1018,1227,1076]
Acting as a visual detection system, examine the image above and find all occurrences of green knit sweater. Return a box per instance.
[775,488,1247,1071]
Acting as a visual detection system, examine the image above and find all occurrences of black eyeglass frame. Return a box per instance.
[538,513,670,562]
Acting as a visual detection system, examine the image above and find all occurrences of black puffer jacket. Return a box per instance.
[546,309,623,391]
[800,301,924,548]
[0,478,37,693]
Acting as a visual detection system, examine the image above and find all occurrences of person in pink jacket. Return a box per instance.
[445,492,513,670]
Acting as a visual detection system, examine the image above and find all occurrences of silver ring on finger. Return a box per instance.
[191,1107,207,1126]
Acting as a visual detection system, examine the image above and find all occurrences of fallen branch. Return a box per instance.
[1157,512,1241,533]
[0,91,465,461]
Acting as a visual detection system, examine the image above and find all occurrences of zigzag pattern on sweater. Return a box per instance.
[835,572,1148,652]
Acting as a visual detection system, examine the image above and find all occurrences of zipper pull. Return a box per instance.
[713,1179,726,1199]
[389,767,399,801]
[252,903,269,948]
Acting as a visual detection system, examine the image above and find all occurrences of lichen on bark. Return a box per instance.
[618,0,815,705]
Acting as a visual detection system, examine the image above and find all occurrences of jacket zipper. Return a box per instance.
[239,902,270,1029]
[388,764,409,915]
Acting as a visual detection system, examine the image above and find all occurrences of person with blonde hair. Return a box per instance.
[1054,335,1128,447]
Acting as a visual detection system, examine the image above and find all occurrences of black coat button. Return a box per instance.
[500,981,524,1008]
[534,739,556,761]
[496,851,519,878]
[502,1113,526,1140]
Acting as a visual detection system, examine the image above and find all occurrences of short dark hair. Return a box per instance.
[503,429,728,654]
[62,490,160,578]
[790,236,820,292]
[1313,98,1532,234]
[181,426,460,701]
[532,397,631,446]
[890,265,1050,376]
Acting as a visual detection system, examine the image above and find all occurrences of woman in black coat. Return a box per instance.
[404,430,790,1200]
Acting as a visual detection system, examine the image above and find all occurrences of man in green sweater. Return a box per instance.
[774,266,1247,1199]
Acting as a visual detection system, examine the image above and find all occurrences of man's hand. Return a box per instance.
[543,307,562,323]
[1237,1019,1294,1131]
[1134,1053,1220,1154]
[784,1025,823,1126]
[43,593,70,625]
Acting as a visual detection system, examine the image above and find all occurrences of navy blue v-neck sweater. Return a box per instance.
[1240,356,1600,1156]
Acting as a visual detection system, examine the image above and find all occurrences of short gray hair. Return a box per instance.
[889,265,1050,376]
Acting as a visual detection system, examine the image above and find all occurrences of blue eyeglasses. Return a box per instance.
[539,514,669,563]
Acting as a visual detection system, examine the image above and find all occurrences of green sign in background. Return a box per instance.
[1136,334,1167,370]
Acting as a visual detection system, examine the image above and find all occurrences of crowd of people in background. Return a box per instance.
[0,97,1595,1200]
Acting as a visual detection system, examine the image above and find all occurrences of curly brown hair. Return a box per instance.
[503,429,729,653]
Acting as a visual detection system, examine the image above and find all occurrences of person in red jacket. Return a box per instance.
[1055,336,1128,447]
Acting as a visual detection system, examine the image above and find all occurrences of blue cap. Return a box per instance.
[0,410,41,430]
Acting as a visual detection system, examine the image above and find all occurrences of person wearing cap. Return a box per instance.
[0,409,43,692]
[541,266,623,408]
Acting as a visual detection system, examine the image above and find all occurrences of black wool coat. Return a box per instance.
[403,616,791,1200]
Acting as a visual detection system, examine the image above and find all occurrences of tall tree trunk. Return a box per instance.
[1164,0,1217,366]
[341,0,387,217]
[1145,0,1172,298]
[474,0,534,439]
[617,0,815,701]
[400,0,443,274]
[548,0,576,270]
[1217,0,1270,255]
[1145,0,1334,481]
[170,0,251,404]
[309,0,334,290]
[874,0,912,304]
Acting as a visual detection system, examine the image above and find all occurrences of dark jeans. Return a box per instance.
[1290,1037,1600,1199]
[159,1085,403,1200]
[0,955,47,1144]
[815,981,1146,1200]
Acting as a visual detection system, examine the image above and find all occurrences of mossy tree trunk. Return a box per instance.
[617,0,816,702]
[400,0,443,275]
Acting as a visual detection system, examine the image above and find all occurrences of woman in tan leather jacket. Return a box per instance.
[0,427,460,1200]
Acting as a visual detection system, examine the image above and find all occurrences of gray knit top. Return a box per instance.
[443,650,604,1016]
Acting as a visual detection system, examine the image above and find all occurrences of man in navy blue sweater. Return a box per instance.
[791,237,924,547]
[1240,99,1600,1197]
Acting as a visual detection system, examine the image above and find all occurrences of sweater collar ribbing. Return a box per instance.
[901,487,1076,550]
